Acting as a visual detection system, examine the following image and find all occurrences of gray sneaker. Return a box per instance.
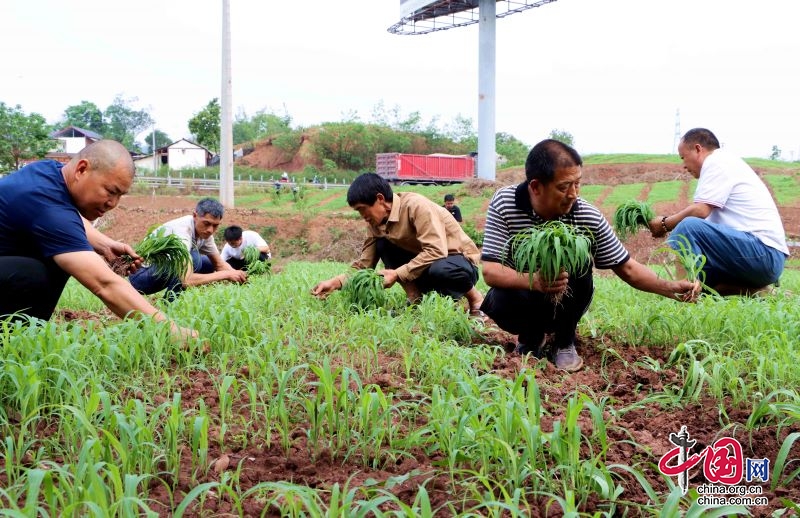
[554,344,583,372]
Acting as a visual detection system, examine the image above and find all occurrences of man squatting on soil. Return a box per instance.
[479,139,700,372]
[648,128,788,296]
[221,225,272,270]
[311,172,485,315]
[129,198,247,300]
[0,140,197,341]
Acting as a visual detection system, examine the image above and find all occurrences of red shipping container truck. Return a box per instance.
[375,153,475,185]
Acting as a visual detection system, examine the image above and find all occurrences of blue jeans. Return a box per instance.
[669,217,785,288]
[129,249,213,299]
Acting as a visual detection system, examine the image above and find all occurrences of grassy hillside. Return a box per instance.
[584,153,800,169]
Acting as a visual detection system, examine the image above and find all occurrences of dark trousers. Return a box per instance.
[0,256,70,321]
[480,268,594,349]
[129,249,213,298]
[226,252,268,271]
[376,238,478,300]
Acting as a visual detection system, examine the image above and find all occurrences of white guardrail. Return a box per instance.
[133,176,348,191]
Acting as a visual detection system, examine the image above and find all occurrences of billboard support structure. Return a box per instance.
[477,0,496,181]
[389,0,558,181]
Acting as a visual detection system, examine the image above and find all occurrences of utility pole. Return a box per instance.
[219,0,234,207]
[152,126,157,173]
[672,108,681,154]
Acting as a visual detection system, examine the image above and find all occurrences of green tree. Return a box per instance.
[0,103,53,171]
[770,145,781,160]
[103,95,153,150]
[495,132,530,166]
[140,129,172,153]
[313,121,373,170]
[62,101,107,135]
[188,98,221,153]
[549,128,574,147]
[445,114,476,145]
[272,129,304,156]
[395,111,423,134]
[233,107,292,145]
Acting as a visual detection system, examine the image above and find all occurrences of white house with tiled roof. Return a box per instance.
[50,126,103,154]
[134,138,211,172]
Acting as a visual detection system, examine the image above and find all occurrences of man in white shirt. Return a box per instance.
[221,225,272,270]
[649,128,788,296]
[129,198,247,299]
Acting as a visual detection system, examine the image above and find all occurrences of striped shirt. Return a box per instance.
[481,182,629,270]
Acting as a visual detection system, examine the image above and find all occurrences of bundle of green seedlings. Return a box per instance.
[613,200,656,240]
[506,220,592,304]
[242,245,271,276]
[341,268,388,310]
[126,228,192,280]
[659,233,710,294]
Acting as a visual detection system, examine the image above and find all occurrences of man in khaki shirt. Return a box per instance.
[312,173,484,314]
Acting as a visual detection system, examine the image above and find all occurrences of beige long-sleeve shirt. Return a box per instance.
[350,192,480,282]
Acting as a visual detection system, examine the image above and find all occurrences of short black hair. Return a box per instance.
[525,139,583,185]
[444,194,455,202]
[681,128,720,150]
[224,225,243,242]
[347,173,393,206]
[195,197,224,219]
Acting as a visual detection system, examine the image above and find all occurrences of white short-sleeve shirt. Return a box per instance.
[694,149,788,255]
[221,230,268,260]
[157,214,220,256]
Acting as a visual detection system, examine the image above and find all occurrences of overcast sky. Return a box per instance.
[2,1,799,159]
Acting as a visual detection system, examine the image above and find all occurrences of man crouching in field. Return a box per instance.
[480,139,700,372]
[0,140,197,342]
[311,172,485,316]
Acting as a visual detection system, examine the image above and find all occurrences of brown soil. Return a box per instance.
[236,131,321,172]
[126,340,797,517]
[63,164,800,515]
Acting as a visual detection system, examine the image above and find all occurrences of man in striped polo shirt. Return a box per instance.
[480,139,699,372]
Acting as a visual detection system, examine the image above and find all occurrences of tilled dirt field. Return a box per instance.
[73,163,800,515]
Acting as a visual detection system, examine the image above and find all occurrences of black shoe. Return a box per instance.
[514,335,547,357]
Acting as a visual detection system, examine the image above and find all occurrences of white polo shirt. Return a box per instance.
[157,215,220,256]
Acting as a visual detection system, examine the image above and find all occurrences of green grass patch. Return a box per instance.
[647,180,685,205]
[578,184,606,204]
[315,189,351,212]
[599,183,648,209]
[764,174,800,205]
[583,153,682,165]
[688,178,698,196]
